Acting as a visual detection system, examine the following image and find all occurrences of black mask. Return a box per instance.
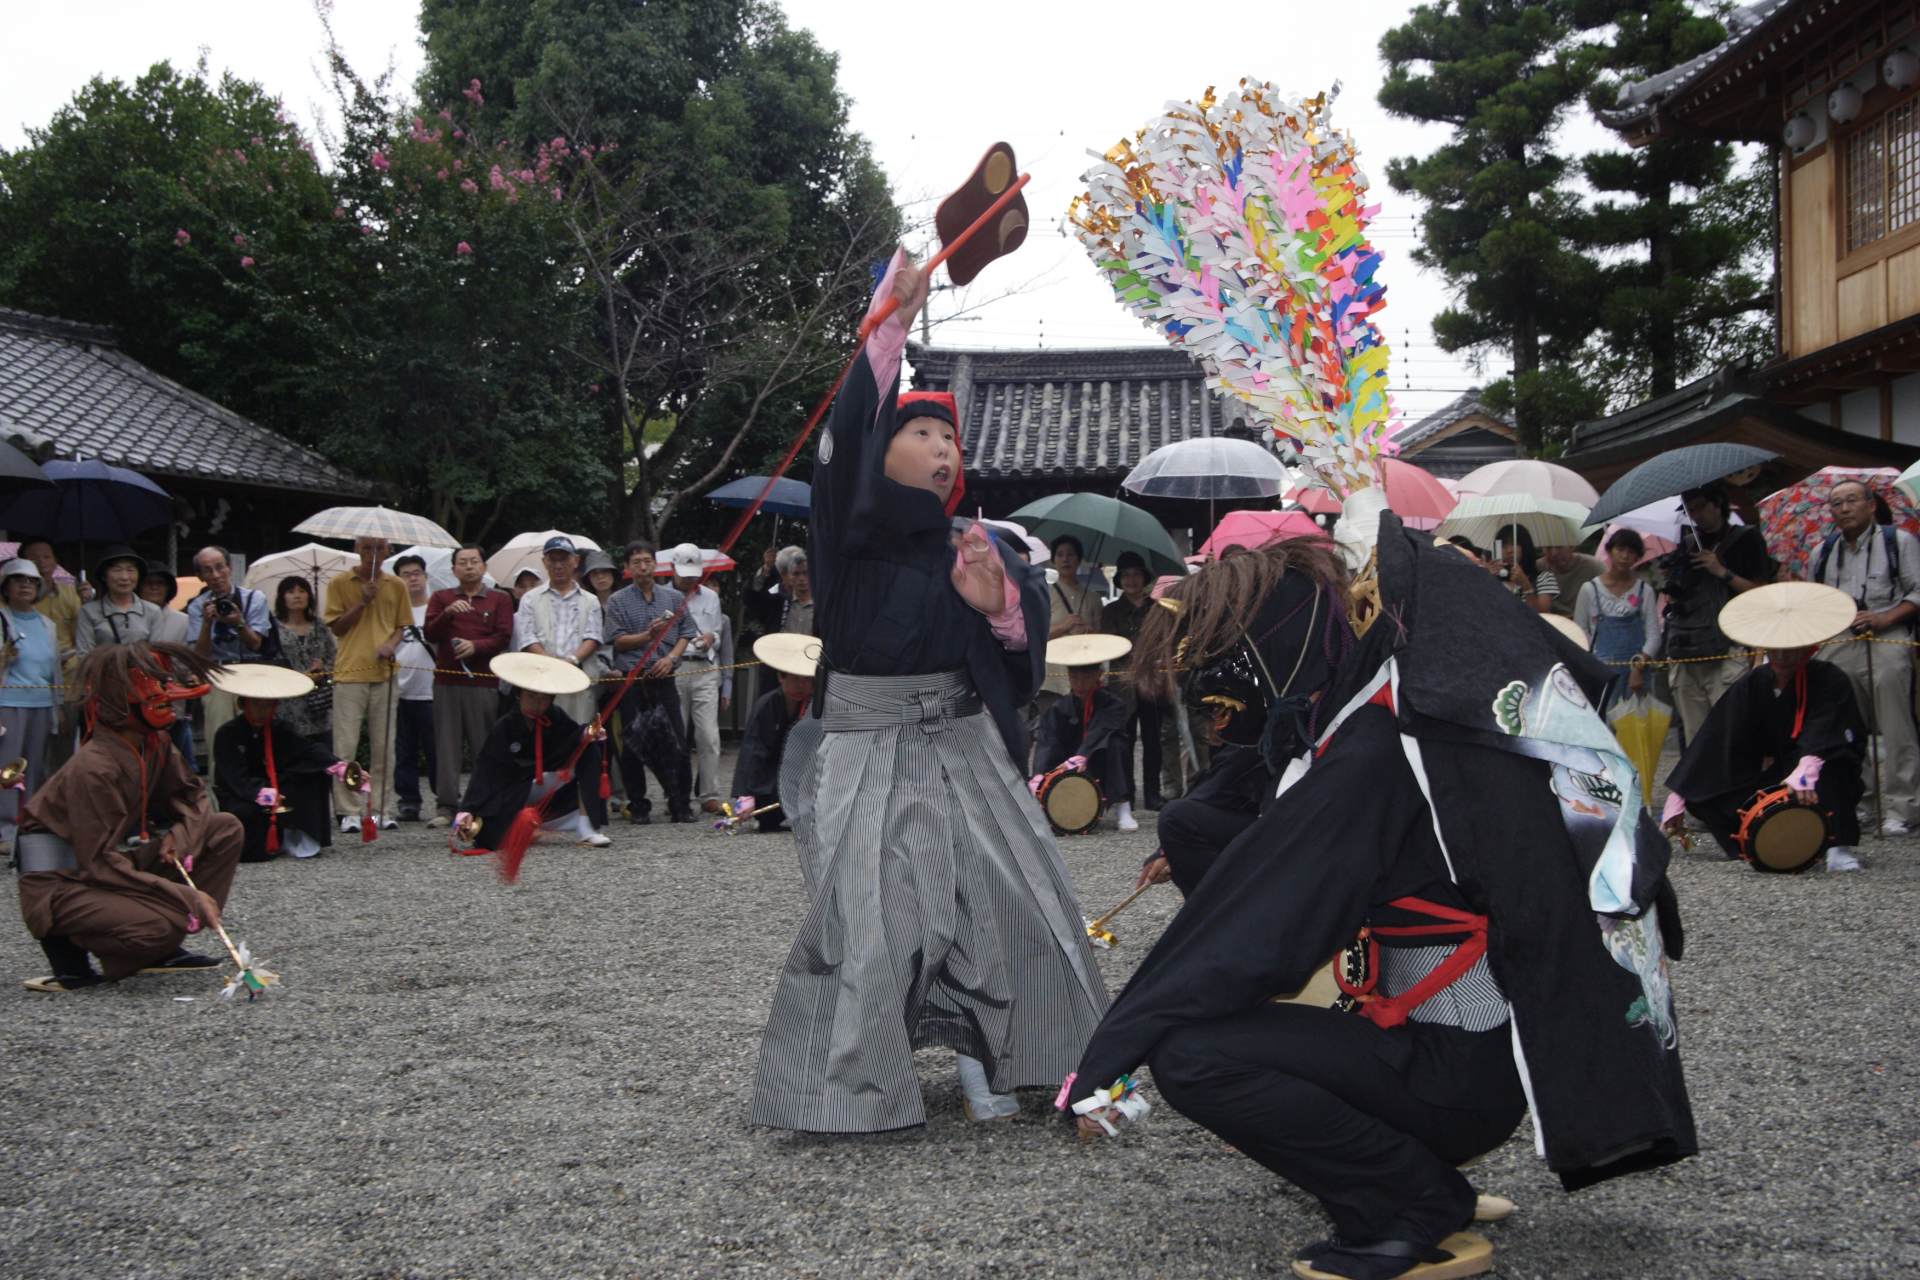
[1184,573,1345,768]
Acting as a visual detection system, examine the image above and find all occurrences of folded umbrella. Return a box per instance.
[1008,492,1184,578]
[1607,692,1673,804]
[1585,443,1779,526]
[1122,438,1289,501]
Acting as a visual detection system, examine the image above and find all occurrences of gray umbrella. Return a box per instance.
[1585,443,1779,526]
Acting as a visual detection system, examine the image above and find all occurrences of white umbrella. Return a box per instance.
[293,505,459,548]
[1897,458,1920,506]
[1122,438,1290,500]
[486,530,602,586]
[1455,460,1601,508]
[1435,494,1592,552]
[383,545,496,594]
[244,543,357,604]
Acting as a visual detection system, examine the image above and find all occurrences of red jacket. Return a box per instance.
[422,587,515,687]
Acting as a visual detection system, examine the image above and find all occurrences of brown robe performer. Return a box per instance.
[16,643,244,990]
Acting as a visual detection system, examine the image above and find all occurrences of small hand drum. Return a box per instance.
[1276,934,1371,1013]
[1734,785,1829,874]
[1040,771,1103,836]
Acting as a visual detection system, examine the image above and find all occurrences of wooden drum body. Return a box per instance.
[1734,785,1829,874]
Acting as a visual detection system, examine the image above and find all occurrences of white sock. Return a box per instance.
[1826,845,1862,871]
[956,1053,1018,1116]
[1115,801,1134,821]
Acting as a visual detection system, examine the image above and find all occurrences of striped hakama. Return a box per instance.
[750,669,1109,1132]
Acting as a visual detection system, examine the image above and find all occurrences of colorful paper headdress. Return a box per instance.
[1071,80,1396,497]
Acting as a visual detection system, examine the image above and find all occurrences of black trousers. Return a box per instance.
[618,677,691,817]
[1158,795,1258,895]
[1088,735,1132,804]
[1123,695,1164,805]
[394,698,436,809]
[1688,756,1864,859]
[1150,1004,1525,1246]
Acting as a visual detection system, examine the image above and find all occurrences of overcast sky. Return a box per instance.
[0,0,1639,424]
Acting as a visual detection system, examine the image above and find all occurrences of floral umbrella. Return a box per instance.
[1758,466,1920,581]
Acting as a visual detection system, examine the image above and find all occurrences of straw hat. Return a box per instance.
[211,665,316,700]
[753,632,822,678]
[491,651,591,696]
[1718,581,1857,649]
[1047,634,1133,668]
[1541,613,1589,651]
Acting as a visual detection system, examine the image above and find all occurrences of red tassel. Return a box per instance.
[495,806,542,884]
[361,813,376,844]
[599,770,612,801]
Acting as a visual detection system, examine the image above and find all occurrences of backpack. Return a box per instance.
[1812,525,1901,598]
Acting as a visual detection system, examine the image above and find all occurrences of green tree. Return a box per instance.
[1570,0,1773,407]
[416,0,901,540]
[0,60,335,429]
[1380,1,1604,453]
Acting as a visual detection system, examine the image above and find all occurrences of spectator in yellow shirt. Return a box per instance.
[324,536,412,830]
[19,539,81,771]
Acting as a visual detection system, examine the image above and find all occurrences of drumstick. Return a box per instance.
[1087,881,1155,934]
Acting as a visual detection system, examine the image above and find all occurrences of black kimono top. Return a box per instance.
[809,330,1048,765]
[732,687,801,800]
[459,706,591,840]
[1033,687,1131,773]
[212,717,337,811]
[1667,658,1864,805]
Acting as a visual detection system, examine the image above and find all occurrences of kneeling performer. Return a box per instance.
[457,652,611,850]
[1068,519,1695,1280]
[1031,634,1137,832]
[17,643,244,992]
[211,665,353,861]
[1664,582,1867,872]
[729,633,817,833]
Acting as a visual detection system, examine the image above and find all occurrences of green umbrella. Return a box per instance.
[1008,492,1185,578]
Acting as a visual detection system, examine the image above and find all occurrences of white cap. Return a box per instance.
[666,542,705,577]
[0,559,42,582]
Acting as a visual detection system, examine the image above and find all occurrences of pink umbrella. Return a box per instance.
[1284,484,1342,515]
[1379,459,1458,531]
[1198,509,1325,559]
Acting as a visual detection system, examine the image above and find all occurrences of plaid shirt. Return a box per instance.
[602,582,695,674]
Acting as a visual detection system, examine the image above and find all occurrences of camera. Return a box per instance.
[214,594,241,618]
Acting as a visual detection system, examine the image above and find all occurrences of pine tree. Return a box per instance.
[1571,0,1774,407]
[1380,1,1604,454]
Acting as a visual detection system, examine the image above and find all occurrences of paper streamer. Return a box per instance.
[1071,80,1398,496]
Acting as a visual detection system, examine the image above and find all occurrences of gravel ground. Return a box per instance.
[2,746,1917,1279]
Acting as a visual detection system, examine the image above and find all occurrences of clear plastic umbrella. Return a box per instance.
[1122,438,1289,500]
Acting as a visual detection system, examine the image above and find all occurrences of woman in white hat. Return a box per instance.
[1663,582,1869,872]
[0,558,60,848]
[210,665,356,860]
[454,653,611,850]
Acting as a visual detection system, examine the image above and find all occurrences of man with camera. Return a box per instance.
[1812,478,1920,835]
[1663,485,1775,746]
[187,546,273,778]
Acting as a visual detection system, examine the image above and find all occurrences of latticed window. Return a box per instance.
[1846,97,1919,252]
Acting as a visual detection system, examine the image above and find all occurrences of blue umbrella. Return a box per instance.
[0,459,172,543]
[707,476,811,519]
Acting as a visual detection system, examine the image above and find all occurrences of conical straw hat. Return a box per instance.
[1046,634,1132,668]
[211,665,316,700]
[491,651,591,696]
[1541,613,1589,651]
[753,632,822,677]
[1717,581,1857,649]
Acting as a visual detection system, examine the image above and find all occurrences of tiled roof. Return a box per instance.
[1599,0,1831,139]
[1391,388,1509,449]
[907,344,1251,480]
[0,307,373,497]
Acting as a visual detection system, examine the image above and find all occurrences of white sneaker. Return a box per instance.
[339,816,359,834]
[379,816,399,831]
[426,815,450,830]
[579,831,612,848]
[1881,819,1910,837]
[1826,846,1863,872]
[1116,811,1140,833]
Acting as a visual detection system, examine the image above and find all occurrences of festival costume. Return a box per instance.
[16,643,243,985]
[731,687,803,832]
[1033,684,1133,805]
[458,703,599,849]
[213,717,338,860]
[1068,518,1695,1276]
[1155,743,1267,895]
[749,254,1108,1133]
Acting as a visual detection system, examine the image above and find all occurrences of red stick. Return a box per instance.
[494,172,1032,877]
